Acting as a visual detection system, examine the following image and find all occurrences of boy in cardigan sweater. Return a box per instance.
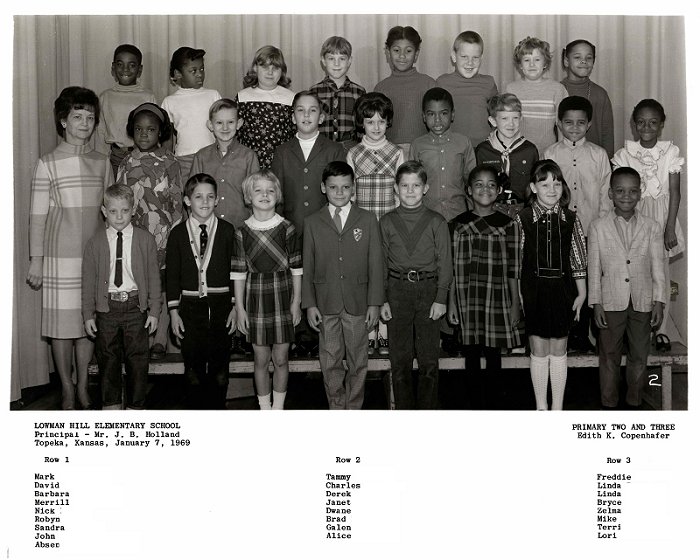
[166,173,237,409]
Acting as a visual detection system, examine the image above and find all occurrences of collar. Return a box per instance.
[245,213,284,230]
[488,130,526,153]
[328,202,351,218]
[531,201,566,221]
[296,131,320,143]
[216,138,240,156]
[112,82,147,93]
[361,135,388,150]
[626,140,669,158]
[57,141,90,155]
[614,208,638,221]
[562,136,587,149]
[322,75,349,90]
[107,223,133,241]
[188,213,216,231]
[427,130,452,142]
[133,145,168,158]
[391,67,418,78]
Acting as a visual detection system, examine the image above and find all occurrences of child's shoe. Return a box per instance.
[230,335,246,357]
[368,339,376,356]
[377,334,389,355]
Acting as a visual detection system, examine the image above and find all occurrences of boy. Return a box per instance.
[166,173,237,409]
[437,31,498,148]
[309,36,367,151]
[271,91,345,357]
[588,167,665,409]
[544,95,612,353]
[302,161,384,409]
[374,26,437,156]
[82,185,161,410]
[95,44,157,178]
[475,93,539,218]
[380,161,453,409]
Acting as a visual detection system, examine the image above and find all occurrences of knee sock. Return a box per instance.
[549,354,568,411]
[257,392,272,410]
[272,390,287,410]
[529,355,549,411]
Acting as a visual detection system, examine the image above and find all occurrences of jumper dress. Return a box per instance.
[347,141,402,220]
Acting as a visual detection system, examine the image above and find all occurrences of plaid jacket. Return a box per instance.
[309,76,366,143]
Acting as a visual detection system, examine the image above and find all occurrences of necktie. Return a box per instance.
[199,224,208,258]
[333,207,343,233]
[115,231,123,287]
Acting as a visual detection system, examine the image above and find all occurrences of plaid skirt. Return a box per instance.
[245,269,295,345]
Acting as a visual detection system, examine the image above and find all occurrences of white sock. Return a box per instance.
[529,355,549,411]
[549,354,568,411]
[257,393,272,410]
[272,390,287,410]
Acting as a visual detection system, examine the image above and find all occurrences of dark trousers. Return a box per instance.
[387,278,440,409]
[96,295,149,409]
[180,294,232,409]
[598,301,652,407]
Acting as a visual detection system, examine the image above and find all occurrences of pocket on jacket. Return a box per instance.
[313,277,326,284]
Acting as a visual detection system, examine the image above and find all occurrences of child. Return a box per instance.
[309,36,367,151]
[82,185,161,410]
[232,170,302,410]
[380,161,453,409]
[436,31,498,148]
[588,167,666,409]
[544,95,611,353]
[190,98,260,229]
[374,26,437,156]
[561,40,615,159]
[162,47,222,179]
[505,37,568,155]
[475,93,539,218]
[515,160,587,410]
[166,174,237,409]
[409,87,476,222]
[447,165,523,409]
[302,161,385,409]
[611,99,685,351]
[95,44,156,178]
[235,46,295,169]
[347,92,404,355]
[117,102,183,360]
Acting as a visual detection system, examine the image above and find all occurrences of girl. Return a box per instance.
[505,37,568,155]
[161,47,221,178]
[235,46,295,169]
[26,87,112,410]
[232,170,302,410]
[611,99,685,351]
[117,102,184,359]
[347,92,405,355]
[447,165,524,409]
[515,160,587,410]
[560,39,615,159]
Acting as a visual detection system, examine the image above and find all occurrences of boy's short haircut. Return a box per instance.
[610,166,641,188]
[513,36,553,71]
[321,36,352,58]
[170,47,206,79]
[126,102,173,144]
[241,169,283,206]
[467,164,499,186]
[292,90,322,110]
[104,183,135,206]
[54,86,100,136]
[453,30,484,52]
[385,25,422,50]
[353,92,394,130]
[487,92,522,117]
[529,159,571,208]
[396,160,428,185]
[558,95,593,121]
[114,44,143,66]
[185,173,218,199]
[322,161,355,184]
[208,98,238,121]
[422,87,454,112]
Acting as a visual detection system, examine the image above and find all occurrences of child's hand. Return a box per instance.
[429,302,446,321]
[145,316,158,335]
[572,294,586,322]
[447,301,459,325]
[307,307,322,331]
[664,226,678,252]
[236,308,249,336]
[169,310,185,339]
[365,305,379,332]
[380,302,392,322]
[651,301,664,329]
[226,307,237,335]
[84,319,97,337]
[26,257,43,290]
[291,302,302,327]
[593,304,607,329]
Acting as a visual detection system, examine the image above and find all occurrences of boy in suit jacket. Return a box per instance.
[82,185,161,410]
[588,167,666,409]
[302,161,385,409]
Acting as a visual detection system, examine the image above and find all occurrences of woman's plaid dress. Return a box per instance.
[232,214,302,345]
[451,210,523,348]
[347,140,402,220]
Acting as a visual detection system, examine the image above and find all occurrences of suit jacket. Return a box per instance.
[82,226,162,321]
[587,210,665,312]
[302,203,385,316]
[270,134,346,234]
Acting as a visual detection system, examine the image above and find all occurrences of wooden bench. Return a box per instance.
[88,342,686,410]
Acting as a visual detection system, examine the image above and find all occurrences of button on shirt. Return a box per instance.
[107,224,137,293]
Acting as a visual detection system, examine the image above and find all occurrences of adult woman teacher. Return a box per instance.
[26,87,113,410]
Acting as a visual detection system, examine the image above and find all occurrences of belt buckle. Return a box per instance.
[112,291,128,302]
[407,270,418,283]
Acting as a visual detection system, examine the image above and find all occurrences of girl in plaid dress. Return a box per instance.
[233,170,302,410]
[448,165,524,409]
[347,93,404,354]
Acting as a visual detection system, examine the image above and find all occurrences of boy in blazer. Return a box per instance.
[302,161,385,409]
[588,167,666,409]
[82,185,161,410]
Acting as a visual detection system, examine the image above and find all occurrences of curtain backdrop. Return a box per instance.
[11,14,687,400]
